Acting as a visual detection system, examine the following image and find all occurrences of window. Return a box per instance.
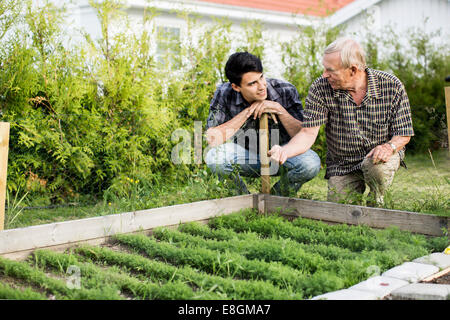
[156,25,181,67]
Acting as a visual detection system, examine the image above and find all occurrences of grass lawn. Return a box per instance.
[4,149,449,229]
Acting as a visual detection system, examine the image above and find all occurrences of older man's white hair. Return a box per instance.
[324,38,367,71]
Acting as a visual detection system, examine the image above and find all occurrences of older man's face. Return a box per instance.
[322,51,353,90]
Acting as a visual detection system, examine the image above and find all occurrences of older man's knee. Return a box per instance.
[361,154,400,185]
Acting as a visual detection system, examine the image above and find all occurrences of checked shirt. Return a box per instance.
[302,68,414,179]
[205,78,304,153]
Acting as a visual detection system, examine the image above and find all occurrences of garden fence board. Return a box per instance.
[264,195,449,237]
[0,194,254,258]
[0,193,448,260]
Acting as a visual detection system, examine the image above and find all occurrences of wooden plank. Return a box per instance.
[1,238,108,261]
[264,195,449,237]
[0,122,10,231]
[259,113,270,194]
[0,194,254,256]
[446,87,450,152]
[2,219,216,261]
[422,267,450,283]
[257,193,266,214]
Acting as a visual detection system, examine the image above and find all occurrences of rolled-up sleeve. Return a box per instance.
[302,81,328,128]
[389,82,414,137]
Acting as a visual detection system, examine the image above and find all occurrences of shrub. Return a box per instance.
[0,1,448,204]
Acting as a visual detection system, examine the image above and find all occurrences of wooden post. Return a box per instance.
[0,122,10,231]
[445,87,450,152]
[259,113,270,194]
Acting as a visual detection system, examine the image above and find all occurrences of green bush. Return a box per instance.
[0,0,448,204]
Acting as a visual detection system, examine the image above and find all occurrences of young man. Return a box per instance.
[268,38,414,206]
[205,52,320,195]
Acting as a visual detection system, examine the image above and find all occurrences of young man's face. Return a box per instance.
[322,51,353,90]
[231,72,267,104]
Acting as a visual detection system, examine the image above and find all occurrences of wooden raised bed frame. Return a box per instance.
[0,193,448,261]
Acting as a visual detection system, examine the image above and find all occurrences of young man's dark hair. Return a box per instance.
[225,52,263,86]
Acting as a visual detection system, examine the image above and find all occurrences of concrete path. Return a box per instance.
[311,251,450,300]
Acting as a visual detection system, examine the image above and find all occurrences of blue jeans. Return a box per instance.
[205,143,321,196]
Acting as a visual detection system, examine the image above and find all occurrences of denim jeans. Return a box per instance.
[205,142,321,196]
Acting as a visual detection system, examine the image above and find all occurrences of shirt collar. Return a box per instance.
[266,79,280,101]
[234,89,246,106]
[365,68,380,99]
[332,68,380,100]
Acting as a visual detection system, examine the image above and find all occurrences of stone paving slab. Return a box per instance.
[309,251,450,300]
[413,253,450,270]
[311,288,380,300]
[390,283,450,300]
[349,276,409,298]
[382,262,439,283]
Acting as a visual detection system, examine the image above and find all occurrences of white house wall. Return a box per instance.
[341,0,450,40]
[45,0,450,80]
[60,0,322,80]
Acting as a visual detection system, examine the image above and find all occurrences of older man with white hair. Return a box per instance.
[268,38,414,206]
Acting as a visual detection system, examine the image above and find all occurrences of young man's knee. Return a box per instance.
[205,144,246,175]
[205,148,227,174]
[291,155,321,181]
[307,158,321,178]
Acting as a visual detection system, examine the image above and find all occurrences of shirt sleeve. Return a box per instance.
[389,81,415,137]
[302,81,329,128]
[282,84,304,122]
[205,87,229,131]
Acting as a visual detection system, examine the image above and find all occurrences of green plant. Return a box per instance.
[0,255,122,299]
[0,282,46,300]
[32,249,217,300]
[76,244,301,299]
[4,184,29,229]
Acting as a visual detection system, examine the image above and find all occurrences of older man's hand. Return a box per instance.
[366,143,394,164]
[268,145,288,165]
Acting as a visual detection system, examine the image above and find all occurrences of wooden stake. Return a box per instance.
[259,113,270,194]
[445,87,450,152]
[0,122,10,231]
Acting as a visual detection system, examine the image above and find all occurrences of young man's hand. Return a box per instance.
[249,100,283,121]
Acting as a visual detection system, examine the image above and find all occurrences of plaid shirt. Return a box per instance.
[205,78,303,153]
[302,68,414,178]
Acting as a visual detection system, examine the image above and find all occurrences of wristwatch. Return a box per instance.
[387,142,397,153]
